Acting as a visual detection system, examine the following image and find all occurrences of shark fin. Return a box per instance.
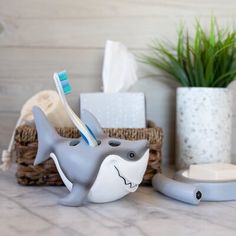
[59,183,88,207]
[32,106,60,165]
[81,109,106,139]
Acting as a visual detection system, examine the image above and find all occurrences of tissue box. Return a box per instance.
[14,124,163,186]
[80,93,146,128]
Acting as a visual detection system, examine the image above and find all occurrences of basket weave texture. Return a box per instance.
[15,124,163,186]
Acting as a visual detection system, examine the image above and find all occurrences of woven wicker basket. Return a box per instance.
[14,124,163,186]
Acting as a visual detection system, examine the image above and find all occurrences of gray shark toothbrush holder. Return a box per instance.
[32,106,149,207]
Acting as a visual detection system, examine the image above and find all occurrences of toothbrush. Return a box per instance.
[53,70,98,147]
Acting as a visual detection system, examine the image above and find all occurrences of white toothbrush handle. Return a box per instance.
[66,104,97,147]
[53,74,97,147]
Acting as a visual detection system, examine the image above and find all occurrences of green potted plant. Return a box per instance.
[143,18,236,169]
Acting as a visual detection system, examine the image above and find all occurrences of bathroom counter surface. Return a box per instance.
[1,166,236,236]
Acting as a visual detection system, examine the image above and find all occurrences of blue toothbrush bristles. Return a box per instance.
[57,70,72,95]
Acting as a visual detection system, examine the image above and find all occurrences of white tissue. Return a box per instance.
[80,40,146,128]
[102,40,138,93]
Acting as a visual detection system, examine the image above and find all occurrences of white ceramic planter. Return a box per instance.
[176,88,232,170]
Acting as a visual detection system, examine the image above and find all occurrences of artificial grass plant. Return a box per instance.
[143,18,236,87]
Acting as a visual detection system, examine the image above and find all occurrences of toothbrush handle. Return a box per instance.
[54,74,97,147]
[66,104,97,147]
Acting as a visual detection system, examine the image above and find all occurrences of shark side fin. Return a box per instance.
[81,109,106,139]
[32,106,60,165]
[59,183,89,206]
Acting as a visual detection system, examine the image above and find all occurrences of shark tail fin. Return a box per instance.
[32,106,60,165]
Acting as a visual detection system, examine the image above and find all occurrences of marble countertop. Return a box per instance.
[1,167,236,236]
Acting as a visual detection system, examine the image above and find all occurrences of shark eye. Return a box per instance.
[128,151,136,160]
[109,140,121,147]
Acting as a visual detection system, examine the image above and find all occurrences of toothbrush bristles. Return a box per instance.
[57,70,72,95]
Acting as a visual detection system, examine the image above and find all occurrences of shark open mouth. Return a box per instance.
[114,166,138,190]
